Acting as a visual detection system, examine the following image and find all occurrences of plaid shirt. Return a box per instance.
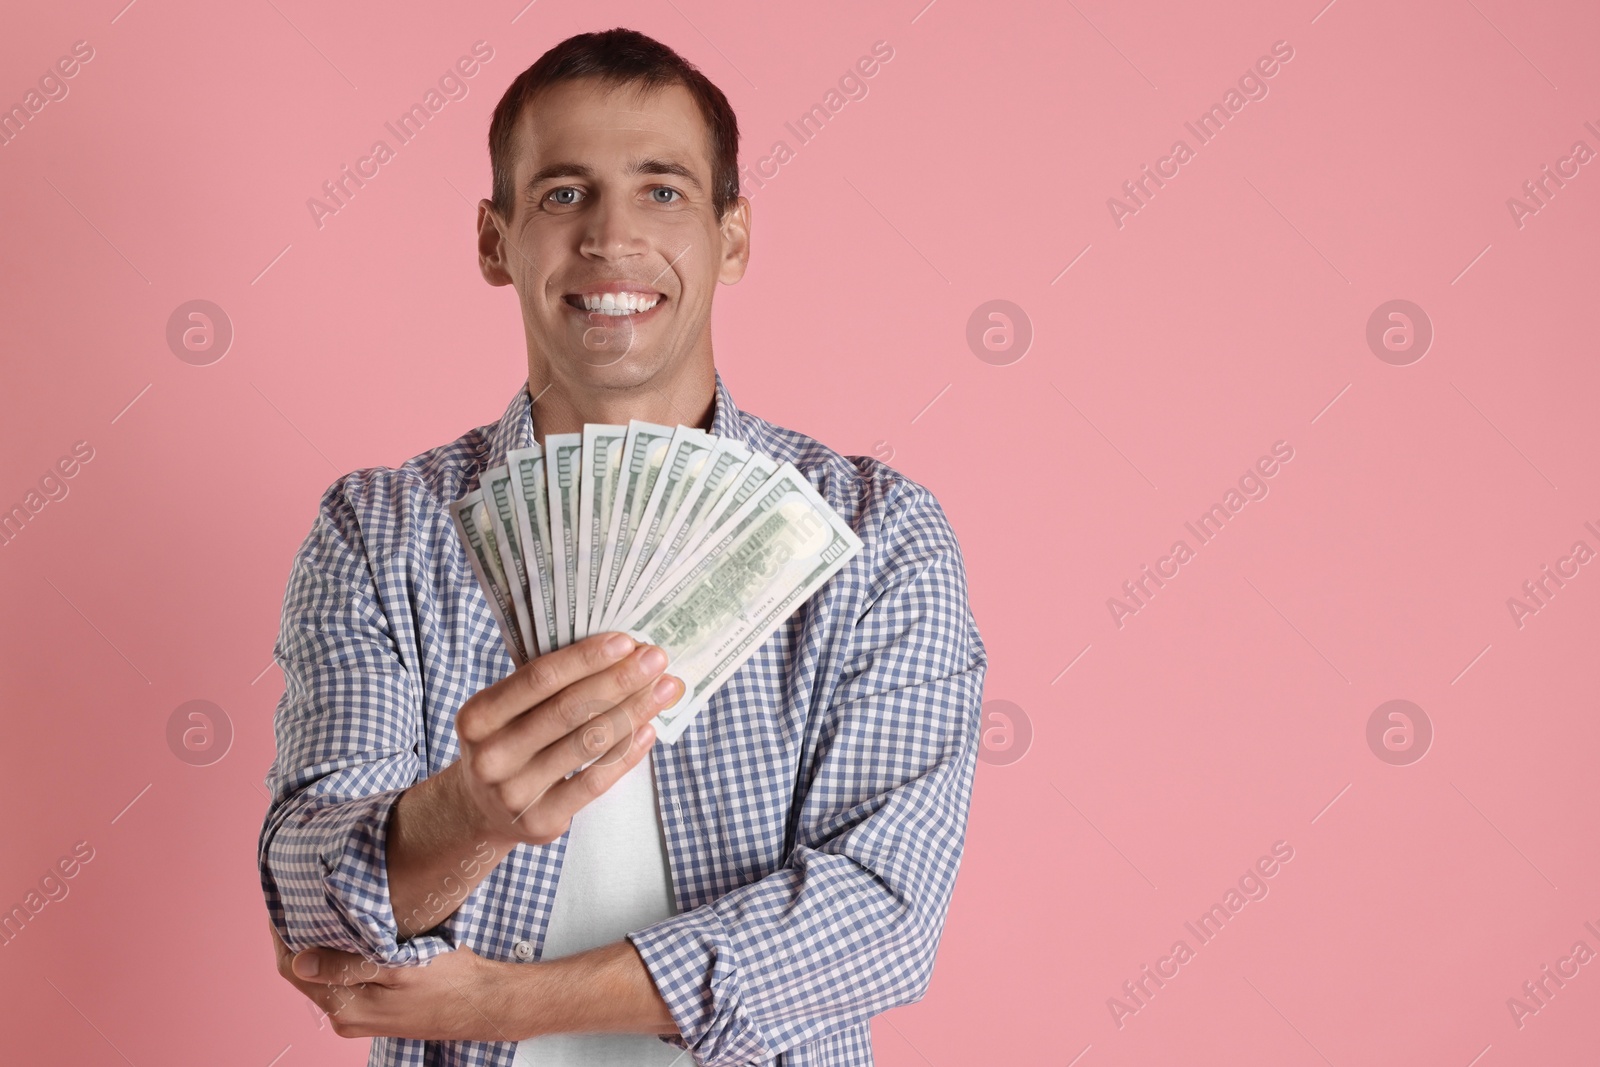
[258,370,988,1066]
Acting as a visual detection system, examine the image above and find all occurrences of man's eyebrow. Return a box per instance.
[525,157,705,193]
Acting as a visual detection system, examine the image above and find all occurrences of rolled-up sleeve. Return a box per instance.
[257,476,465,967]
[628,481,987,1066]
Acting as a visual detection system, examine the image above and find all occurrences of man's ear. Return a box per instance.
[716,196,752,286]
[477,200,515,287]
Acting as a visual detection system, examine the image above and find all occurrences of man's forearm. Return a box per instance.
[385,761,513,939]
[512,938,679,1039]
[387,770,678,1038]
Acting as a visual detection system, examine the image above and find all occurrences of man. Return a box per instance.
[259,27,987,1067]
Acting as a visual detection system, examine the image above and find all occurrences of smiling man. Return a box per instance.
[259,27,987,1067]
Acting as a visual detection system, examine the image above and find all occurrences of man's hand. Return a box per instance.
[454,631,684,849]
[382,631,684,943]
[269,920,533,1041]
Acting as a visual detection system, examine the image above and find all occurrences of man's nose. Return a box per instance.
[580,194,648,258]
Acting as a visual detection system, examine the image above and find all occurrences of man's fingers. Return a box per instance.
[536,716,658,824]
[290,947,389,986]
[481,674,678,842]
[284,970,357,1011]
[266,924,378,1031]
[520,672,679,795]
[468,643,672,783]
[456,631,638,743]
[268,922,358,990]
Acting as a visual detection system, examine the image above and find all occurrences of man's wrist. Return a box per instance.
[386,763,520,942]
[502,956,550,1041]
[502,940,679,1040]
[440,759,520,855]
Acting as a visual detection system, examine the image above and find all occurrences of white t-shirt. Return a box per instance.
[513,755,683,1066]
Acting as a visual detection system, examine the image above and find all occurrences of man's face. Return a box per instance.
[479,76,749,393]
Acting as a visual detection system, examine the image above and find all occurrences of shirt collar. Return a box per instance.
[484,369,745,469]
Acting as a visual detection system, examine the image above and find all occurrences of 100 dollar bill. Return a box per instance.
[545,434,583,648]
[576,424,627,642]
[618,462,862,743]
[609,439,748,626]
[506,445,558,657]
[483,465,537,659]
[592,421,674,629]
[605,426,713,629]
[450,489,529,665]
[611,445,769,627]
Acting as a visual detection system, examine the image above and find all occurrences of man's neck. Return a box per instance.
[526,362,716,443]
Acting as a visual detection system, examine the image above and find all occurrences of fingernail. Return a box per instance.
[634,723,656,745]
[652,675,680,703]
[604,633,634,657]
[639,646,667,673]
[294,953,320,978]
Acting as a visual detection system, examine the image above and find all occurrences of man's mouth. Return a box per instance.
[562,291,666,316]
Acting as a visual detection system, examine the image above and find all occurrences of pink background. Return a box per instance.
[2,0,1597,1063]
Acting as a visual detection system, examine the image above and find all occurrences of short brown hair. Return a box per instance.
[487,28,741,221]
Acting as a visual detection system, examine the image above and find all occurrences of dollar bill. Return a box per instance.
[450,489,529,664]
[456,424,864,745]
[544,433,583,649]
[576,424,627,640]
[482,464,537,659]
[592,420,675,635]
[617,447,780,617]
[609,439,751,627]
[506,445,557,657]
[618,462,863,743]
[604,426,715,629]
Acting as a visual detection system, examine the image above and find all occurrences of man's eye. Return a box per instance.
[547,188,583,206]
[650,187,681,204]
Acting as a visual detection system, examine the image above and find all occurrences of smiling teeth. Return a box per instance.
[577,292,660,314]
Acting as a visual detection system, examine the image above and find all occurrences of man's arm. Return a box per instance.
[275,920,678,1041]
[515,939,679,1035]
[383,635,683,941]
[383,763,504,941]
[262,472,687,967]
[622,477,987,1066]
[258,474,463,966]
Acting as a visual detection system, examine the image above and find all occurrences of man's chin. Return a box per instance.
[546,349,664,387]
[566,316,645,370]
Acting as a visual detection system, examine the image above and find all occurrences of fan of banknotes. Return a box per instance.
[450,421,863,744]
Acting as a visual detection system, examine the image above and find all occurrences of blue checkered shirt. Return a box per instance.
[258,370,988,1066]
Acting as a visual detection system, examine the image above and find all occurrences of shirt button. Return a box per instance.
[512,939,535,961]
